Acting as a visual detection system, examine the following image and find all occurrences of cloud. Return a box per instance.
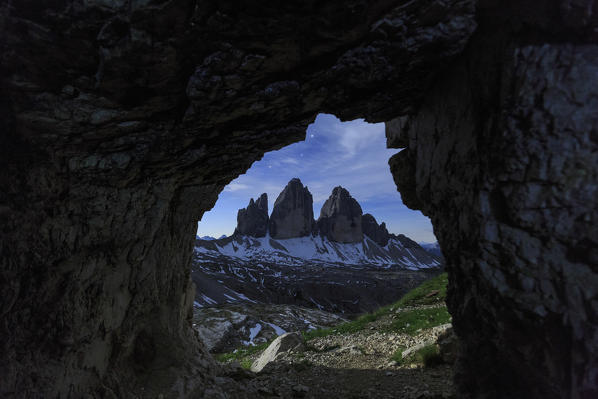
[224,182,250,192]
[197,114,436,243]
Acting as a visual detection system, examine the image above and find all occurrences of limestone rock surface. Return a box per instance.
[317,187,363,243]
[269,179,315,239]
[234,193,268,237]
[387,6,598,397]
[2,0,597,398]
[1,2,477,392]
[362,213,391,246]
[251,332,305,373]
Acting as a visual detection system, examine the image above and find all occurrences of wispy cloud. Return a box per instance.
[224,182,250,192]
[198,114,436,243]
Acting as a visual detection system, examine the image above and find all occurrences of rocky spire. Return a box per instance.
[317,186,363,243]
[269,178,315,239]
[234,193,268,237]
[361,213,391,246]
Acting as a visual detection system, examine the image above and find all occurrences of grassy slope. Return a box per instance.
[214,272,450,366]
[303,272,448,340]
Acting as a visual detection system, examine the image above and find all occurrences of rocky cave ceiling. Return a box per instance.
[1,0,597,398]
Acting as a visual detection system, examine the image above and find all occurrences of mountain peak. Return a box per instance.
[269,179,315,239]
[234,193,269,237]
[317,186,363,243]
[362,213,391,246]
[256,193,268,212]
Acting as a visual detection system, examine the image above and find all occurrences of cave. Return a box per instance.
[1,1,597,398]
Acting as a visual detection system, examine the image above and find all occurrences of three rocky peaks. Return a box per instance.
[234,178,393,245]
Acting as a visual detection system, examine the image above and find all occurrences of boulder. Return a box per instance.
[234,193,269,237]
[269,179,315,239]
[437,326,459,364]
[362,213,391,246]
[250,332,305,372]
[317,187,363,243]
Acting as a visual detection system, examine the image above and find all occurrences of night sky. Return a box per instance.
[197,114,436,243]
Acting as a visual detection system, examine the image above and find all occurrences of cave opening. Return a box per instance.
[192,113,450,395]
[2,1,596,398]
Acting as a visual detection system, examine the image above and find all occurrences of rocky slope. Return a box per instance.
[192,250,440,315]
[214,274,455,398]
[196,233,439,269]
[193,303,346,353]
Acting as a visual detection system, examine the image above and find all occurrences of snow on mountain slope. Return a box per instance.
[195,233,441,269]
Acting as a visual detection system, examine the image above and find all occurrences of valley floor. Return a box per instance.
[212,274,455,398]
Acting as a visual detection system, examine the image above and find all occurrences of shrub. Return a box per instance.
[240,359,253,370]
[214,340,272,363]
[391,347,405,364]
[416,344,443,368]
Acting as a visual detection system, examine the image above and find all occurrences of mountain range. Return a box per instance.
[192,179,443,346]
[196,178,441,269]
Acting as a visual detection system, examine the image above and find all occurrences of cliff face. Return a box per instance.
[317,187,364,243]
[1,0,596,398]
[387,4,598,397]
[235,193,269,237]
[362,214,391,246]
[269,179,315,239]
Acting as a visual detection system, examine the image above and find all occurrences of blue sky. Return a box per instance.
[197,114,437,243]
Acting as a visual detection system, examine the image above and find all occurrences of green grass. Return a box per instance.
[214,340,272,363]
[410,344,443,368]
[303,273,448,341]
[303,313,378,340]
[393,273,448,307]
[391,346,406,364]
[240,359,253,369]
[386,307,451,335]
[394,344,443,368]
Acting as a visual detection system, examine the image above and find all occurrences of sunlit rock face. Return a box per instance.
[387,3,598,398]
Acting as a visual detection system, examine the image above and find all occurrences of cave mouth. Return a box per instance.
[197,113,436,245]
[192,114,450,395]
[2,1,596,397]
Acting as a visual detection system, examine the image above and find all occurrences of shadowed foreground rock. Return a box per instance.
[0,0,596,398]
[387,4,598,397]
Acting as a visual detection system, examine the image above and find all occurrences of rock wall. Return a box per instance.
[317,186,364,243]
[269,179,315,239]
[387,2,598,397]
[234,194,269,237]
[1,0,596,398]
[362,213,391,246]
[1,2,475,396]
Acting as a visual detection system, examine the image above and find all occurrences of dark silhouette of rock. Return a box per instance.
[387,11,598,397]
[1,0,596,398]
[317,187,363,243]
[234,193,268,237]
[362,214,391,246]
[269,179,315,239]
